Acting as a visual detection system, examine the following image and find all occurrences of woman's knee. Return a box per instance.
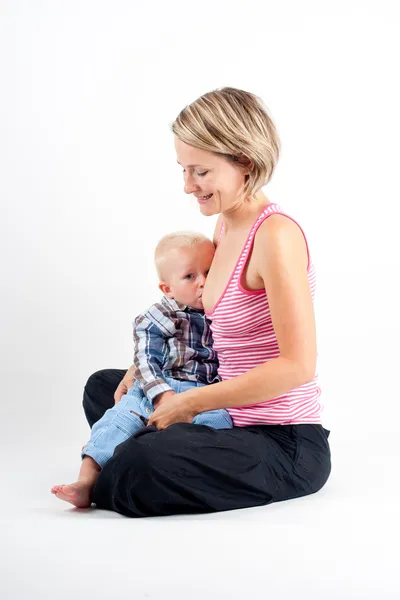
[84,369,111,398]
[311,452,331,494]
[83,369,122,427]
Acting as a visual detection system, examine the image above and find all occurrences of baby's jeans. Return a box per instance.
[82,377,233,467]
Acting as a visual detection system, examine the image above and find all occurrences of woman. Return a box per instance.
[84,87,331,517]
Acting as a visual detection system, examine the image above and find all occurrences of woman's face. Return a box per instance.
[174,137,248,216]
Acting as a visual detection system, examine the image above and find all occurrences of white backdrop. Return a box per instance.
[1,2,399,599]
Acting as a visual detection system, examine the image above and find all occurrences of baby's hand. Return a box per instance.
[114,365,136,404]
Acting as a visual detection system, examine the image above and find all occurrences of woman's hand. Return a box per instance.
[114,365,136,404]
[147,390,198,430]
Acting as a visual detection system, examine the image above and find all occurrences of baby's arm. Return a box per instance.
[133,313,174,405]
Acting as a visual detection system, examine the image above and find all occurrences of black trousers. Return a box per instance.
[83,369,331,518]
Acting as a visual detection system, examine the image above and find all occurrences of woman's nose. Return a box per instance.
[183,173,200,195]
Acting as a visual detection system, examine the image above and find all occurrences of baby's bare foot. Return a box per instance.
[51,481,93,508]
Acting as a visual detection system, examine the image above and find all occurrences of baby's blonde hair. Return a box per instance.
[172,87,280,201]
[155,231,213,280]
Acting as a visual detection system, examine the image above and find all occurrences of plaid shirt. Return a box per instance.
[133,296,220,402]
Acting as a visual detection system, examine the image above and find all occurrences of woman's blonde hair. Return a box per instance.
[172,87,281,201]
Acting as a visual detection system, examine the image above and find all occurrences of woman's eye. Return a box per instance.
[182,169,208,177]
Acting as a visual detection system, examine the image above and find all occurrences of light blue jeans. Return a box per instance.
[82,377,233,468]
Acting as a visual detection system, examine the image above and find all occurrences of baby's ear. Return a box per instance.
[158,282,173,298]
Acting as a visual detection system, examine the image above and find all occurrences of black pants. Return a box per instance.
[83,369,331,518]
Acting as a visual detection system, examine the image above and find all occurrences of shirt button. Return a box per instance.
[145,408,152,414]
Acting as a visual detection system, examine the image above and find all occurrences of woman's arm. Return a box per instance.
[148,215,317,427]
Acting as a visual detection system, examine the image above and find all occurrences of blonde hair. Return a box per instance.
[154,231,213,279]
[172,87,280,201]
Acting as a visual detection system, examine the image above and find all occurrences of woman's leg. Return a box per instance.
[82,369,127,427]
[92,423,331,518]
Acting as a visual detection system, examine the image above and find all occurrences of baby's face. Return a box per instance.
[161,241,215,310]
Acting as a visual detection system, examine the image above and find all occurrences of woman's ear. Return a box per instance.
[237,155,254,175]
[158,282,174,298]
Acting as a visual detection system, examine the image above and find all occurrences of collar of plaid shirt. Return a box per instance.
[161,295,204,314]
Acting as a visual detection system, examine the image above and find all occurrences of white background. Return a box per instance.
[1,1,399,599]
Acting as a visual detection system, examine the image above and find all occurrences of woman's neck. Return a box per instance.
[222,190,271,232]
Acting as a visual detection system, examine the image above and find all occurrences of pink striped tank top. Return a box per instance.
[205,203,322,426]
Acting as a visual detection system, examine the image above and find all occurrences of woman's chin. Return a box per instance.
[199,203,217,217]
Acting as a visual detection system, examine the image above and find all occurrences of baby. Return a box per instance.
[51,231,232,508]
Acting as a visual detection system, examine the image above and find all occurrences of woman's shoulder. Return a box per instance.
[255,207,306,242]
[254,210,310,272]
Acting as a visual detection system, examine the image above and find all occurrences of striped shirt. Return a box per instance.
[133,296,220,402]
[205,204,322,426]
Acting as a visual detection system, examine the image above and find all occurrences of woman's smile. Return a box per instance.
[195,193,214,204]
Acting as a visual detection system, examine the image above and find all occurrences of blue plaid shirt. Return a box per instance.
[133,296,220,402]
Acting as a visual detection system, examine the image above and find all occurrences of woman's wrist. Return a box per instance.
[153,390,176,408]
[187,387,208,416]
